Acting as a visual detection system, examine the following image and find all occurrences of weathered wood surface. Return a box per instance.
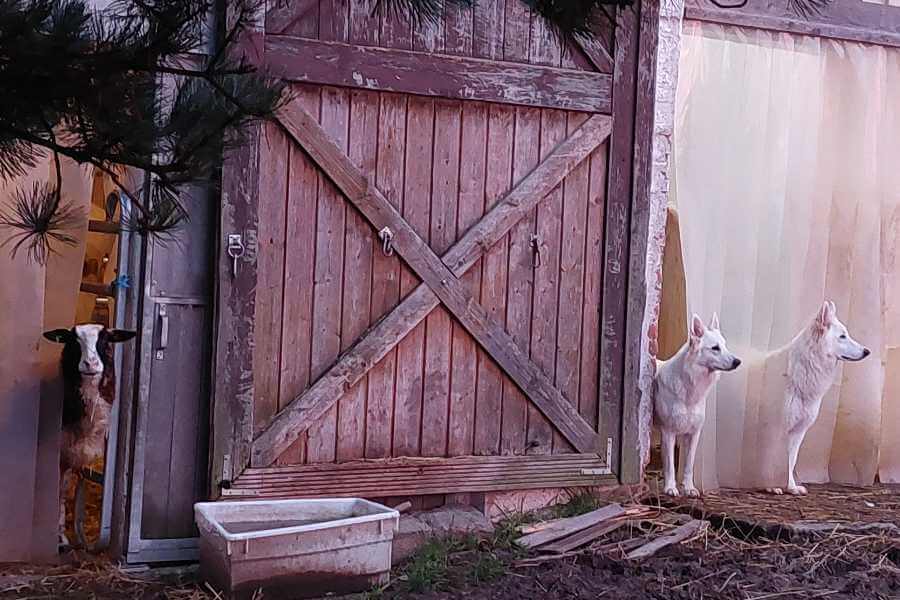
[265,36,612,113]
[517,503,625,549]
[599,3,639,482]
[685,0,900,49]
[276,100,603,453]
[540,519,627,554]
[226,454,615,498]
[625,520,708,560]
[621,0,661,485]
[250,100,612,466]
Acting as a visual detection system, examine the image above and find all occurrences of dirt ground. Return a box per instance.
[3,485,899,600]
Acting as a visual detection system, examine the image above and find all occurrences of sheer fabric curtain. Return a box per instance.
[671,21,900,490]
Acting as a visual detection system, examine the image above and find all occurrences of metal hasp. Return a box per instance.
[226,234,244,278]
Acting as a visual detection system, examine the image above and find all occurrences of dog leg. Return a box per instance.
[786,430,807,495]
[661,430,679,496]
[681,430,702,497]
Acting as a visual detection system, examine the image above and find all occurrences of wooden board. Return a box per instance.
[516,503,625,548]
[226,454,615,499]
[265,36,612,113]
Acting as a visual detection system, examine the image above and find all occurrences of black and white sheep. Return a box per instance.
[43,324,135,549]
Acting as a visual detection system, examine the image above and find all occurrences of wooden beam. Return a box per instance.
[210,7,266,493]
[265,35,612,113]
[225,454,615,498]
[576,35,615,74]
[250,105,611,466]
[684,0,900,49]
[621,0,660,485]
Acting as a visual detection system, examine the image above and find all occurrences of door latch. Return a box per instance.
[227,234,245,279]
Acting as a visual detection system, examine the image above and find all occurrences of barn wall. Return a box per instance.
[0,159,92,562]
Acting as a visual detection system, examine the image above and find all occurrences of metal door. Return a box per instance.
[125,183,214,563]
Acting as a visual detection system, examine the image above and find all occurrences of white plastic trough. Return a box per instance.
[195,498,400,599]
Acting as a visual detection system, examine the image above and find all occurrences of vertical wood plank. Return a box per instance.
[211,9,265,486]
[580,144,608,436]
[253,122,289,435]
[601,1,641,479]
[379,0,412,49]
[306,86,350,464]
[319,0,349,42]
[393,97,433,457]
[349,0,378,45]
[502,106,540,455]
[266,0,318,37]
[277,85,321,465]
[503,0,530,62]
[529,108,566,454]
[413,3,444,52]
[366,92,406,459]
[448,102,487,457]
[556,112,591,450]
[499,0,534,457]
[474,104,514,456]
[337,89,378,461]
[621,0,659,483]
[473,0,505,59]
[421,99,461,457]
[444,1,473,56]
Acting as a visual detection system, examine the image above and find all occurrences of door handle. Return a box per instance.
[156,305,169,360]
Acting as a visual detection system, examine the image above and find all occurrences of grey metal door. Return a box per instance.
[125,184,214,563]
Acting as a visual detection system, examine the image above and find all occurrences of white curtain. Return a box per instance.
[672,21,900,490]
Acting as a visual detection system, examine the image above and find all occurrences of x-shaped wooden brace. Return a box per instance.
[251,100,613,467]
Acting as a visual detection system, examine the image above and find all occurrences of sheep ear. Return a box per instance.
[107,329,136,343]
[43,329,72,343]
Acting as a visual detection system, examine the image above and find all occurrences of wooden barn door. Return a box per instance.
[212,0,656,499]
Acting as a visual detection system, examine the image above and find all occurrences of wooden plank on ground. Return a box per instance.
[252,105,611,466]
[265,36,612,113]
[625,520,708,560]
[517,503,625,549]
[540,519,627,554]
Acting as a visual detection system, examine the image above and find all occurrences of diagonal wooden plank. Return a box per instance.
[251,102,611,466]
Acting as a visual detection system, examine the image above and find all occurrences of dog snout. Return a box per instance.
[862,348,871,358]
[731,357,742,370]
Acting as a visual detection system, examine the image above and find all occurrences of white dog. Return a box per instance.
[653,313,741,497]
[762,301,870,495]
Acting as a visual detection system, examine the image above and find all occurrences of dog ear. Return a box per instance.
[710,312,720,331]
[816,301,834,330]
[690,314,705,340]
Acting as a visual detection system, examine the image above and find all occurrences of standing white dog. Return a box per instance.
[764,301,870,495]
[653,313,742,497]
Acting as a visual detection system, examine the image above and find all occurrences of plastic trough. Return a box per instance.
[195,498,399,599]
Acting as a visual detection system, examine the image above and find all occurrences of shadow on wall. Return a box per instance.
[649,205,688,470]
